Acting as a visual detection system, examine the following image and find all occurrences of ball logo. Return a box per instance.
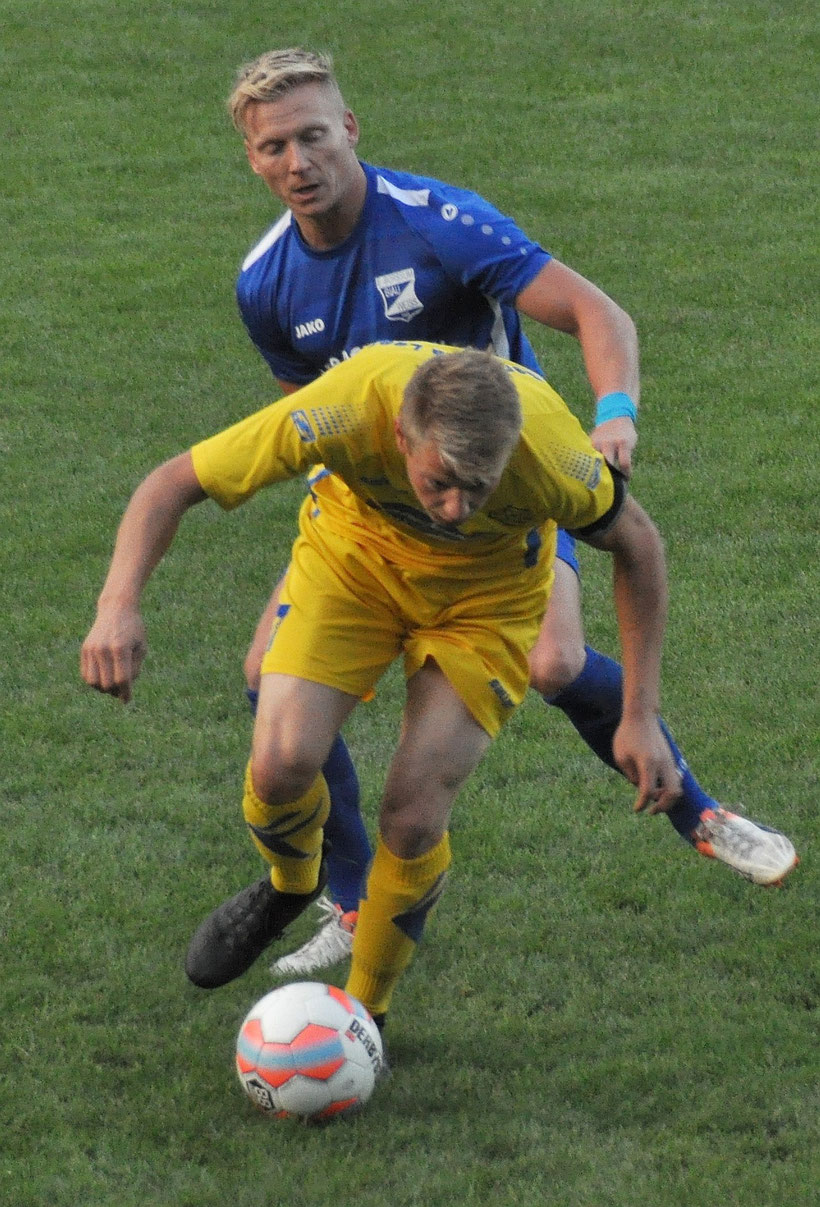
[242,1074,276,1111]
[346,1018,383,1072]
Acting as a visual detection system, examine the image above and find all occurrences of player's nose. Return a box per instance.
[439,490,471,523]
[285,142,310,173]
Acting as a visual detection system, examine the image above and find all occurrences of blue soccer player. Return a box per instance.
[225,48,797,974]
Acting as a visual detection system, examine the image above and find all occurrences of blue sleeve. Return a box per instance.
[406,179,551,304]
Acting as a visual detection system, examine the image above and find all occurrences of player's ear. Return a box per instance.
[344,109,360,148]
[394,417,409,455]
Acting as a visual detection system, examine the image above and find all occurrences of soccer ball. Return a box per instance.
[235,981,384,1121]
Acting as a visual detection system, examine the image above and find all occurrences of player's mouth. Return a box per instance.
[427,510,464,530]
[290,182,322,204]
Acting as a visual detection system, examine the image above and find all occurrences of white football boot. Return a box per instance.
[270,895,357,977]
[692,807,798,885]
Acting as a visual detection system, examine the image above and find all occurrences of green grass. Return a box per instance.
[2,2,817,1204]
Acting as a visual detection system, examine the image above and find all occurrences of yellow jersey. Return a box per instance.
[190,341,618,579]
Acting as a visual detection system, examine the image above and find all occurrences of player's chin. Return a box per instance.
[426,510,462,529]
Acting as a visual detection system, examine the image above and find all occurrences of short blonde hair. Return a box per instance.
[400,349,523,483]
[228,48,343,134]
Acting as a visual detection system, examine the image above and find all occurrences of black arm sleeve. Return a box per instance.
[568,464,628,542]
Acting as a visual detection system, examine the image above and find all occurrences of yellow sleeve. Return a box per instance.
[190,398,313,510]
[511,378,619,533]
[536,431,618,532]
[190,345,404,509]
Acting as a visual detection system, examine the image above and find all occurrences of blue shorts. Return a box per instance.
[556,529,579,575]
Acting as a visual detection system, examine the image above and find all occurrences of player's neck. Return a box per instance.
[294,164,368,251]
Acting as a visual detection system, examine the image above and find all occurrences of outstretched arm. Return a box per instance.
[80,452,207,703]
[582,495,681,813]
[516,259,639,475]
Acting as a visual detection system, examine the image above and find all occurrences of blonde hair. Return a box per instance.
[400,349,522,483]
[228,48,344,134]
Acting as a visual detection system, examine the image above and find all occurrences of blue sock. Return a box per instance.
[245,690,370,910]
[320,733,372,911]
[546,647,712,839]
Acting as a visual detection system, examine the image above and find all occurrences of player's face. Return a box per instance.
[397,429,499,529]
[243,84,366,248]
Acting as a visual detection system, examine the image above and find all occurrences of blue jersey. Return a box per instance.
[236,161,552,386]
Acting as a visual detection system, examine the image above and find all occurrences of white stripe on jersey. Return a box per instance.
[485,296,511,359]
[376,175,430,207]
[242,211,293,272]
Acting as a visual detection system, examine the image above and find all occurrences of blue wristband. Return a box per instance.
[595,391,637,426]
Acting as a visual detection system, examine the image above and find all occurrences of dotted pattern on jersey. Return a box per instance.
[306,403,358,438]
[550,445,602,491]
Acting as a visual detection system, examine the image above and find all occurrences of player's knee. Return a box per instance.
[379,786,451,859]
[380,812,444,860]
[250,746,320,807]
[528,637,586,698]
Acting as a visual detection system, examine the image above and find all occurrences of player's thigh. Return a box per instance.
[244,568,291,690]
[251,673,359,802]
[528,552,587,696]
[380,659,493,855]
[260,527,405,698]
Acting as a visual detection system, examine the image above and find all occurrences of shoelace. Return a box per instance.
[313,896,342,926]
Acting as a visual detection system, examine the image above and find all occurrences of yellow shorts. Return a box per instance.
[260,495,553,737]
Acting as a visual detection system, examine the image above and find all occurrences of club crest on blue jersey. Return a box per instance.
[290,409,316,442]
[374,268,424,322]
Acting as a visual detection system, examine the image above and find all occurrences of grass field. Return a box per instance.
[2,2,817,1204]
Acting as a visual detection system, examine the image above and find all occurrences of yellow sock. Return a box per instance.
[242,761,330,895]
[345,833,451,1017]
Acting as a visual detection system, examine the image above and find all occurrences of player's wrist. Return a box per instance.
[595,392,637,426]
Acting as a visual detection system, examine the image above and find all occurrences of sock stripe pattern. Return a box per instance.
[247,799,328,860]
[392,872,448,942]
[242,761,330,895]
[345,833,452,1017]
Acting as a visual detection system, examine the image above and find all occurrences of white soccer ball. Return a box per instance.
[235,981,384,1121]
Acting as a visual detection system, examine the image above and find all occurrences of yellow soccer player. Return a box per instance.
[81,341,681,1029]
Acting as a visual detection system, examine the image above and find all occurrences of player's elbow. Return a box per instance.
[623,497,664,559]
[593,495,665,566]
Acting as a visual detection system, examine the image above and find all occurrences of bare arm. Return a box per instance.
[80,452,207,702]
[516,259,639,474]
[582,495,681,813]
